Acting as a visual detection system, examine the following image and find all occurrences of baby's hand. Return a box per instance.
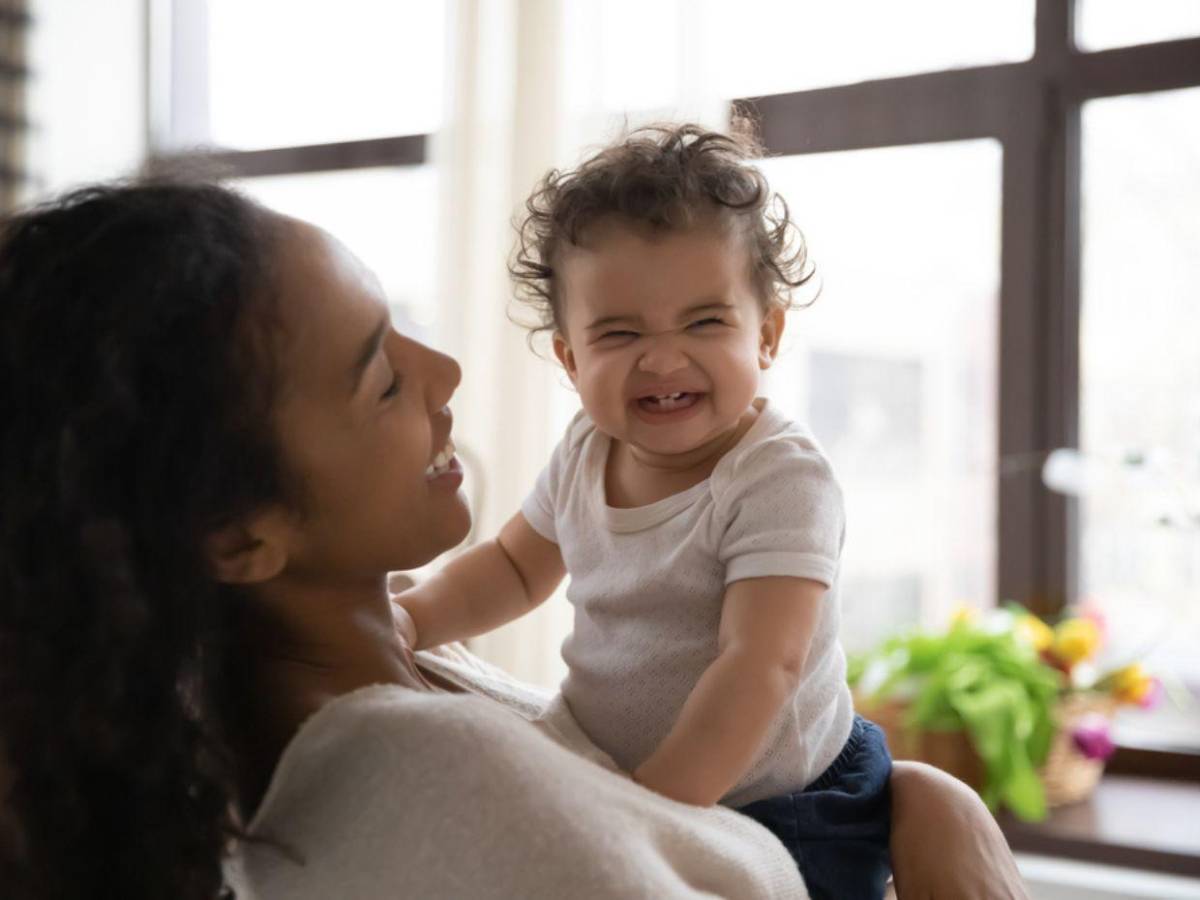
[393,603,419,650]
[388,572,420,648]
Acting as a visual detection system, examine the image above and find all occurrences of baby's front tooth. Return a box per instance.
[434,451,448,468]
[424,464,435,476]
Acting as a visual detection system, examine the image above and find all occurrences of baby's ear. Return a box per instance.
[758,307,786,369]
[552,331,579,383]
[204,508,290,585]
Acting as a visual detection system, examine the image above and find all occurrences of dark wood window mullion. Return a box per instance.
[1018,0,1080,613]
[997,80,1049,613]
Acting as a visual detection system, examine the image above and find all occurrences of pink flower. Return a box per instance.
[1138,677,1164,710]
[1072,715,1116,761]
[1078,602,1108,643]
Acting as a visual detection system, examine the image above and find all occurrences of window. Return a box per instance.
[1075,0,1200,52]
[150,0,443,332]
[737,0,1200,760]
[706,0,1036,98]
[1079,87,1200,750]
[760,140,1002,653]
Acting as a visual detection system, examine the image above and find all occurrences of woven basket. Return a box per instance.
[859,692,1117,808]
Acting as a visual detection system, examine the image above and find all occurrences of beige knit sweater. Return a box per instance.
[226,643,808,899]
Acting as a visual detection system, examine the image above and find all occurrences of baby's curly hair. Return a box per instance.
[510,121,813,335]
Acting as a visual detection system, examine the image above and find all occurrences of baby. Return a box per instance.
[398,123,891,900]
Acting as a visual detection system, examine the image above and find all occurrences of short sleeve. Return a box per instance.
[521,457,560,543]
[716,438,845,587]
[519,410,589,544]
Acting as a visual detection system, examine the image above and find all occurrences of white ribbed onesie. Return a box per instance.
[521,399,854,807]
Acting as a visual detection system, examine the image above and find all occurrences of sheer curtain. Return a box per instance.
[432,0,728,686]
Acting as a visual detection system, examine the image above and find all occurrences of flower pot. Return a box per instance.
[858,692,1117,808]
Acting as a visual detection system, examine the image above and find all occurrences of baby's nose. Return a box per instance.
[637,337,689,375]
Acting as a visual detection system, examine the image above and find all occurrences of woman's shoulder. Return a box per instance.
[258,686,517,799]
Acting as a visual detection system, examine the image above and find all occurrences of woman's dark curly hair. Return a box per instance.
[510,121,814,336]
[0,180,291,898]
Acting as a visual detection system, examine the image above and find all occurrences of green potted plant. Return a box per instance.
[849,606,1161,821]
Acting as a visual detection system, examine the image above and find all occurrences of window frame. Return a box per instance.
[737,0,1200,775]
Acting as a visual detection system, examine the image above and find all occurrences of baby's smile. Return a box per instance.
[633,390,704,420]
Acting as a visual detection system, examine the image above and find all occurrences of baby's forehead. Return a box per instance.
[567,209,744,250]
[558,221,758,298]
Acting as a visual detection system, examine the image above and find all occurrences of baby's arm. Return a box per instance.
[633,576,823,806]
[397,512,565,650]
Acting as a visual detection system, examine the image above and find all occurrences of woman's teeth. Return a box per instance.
[424,439,456,477]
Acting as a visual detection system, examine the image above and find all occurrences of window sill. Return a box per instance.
[998,775,1200,878]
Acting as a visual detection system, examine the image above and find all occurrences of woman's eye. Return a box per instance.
[381,372,401,400]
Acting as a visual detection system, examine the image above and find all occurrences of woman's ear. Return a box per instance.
[552,331,579,383]
[758,307,786,370]
[204,510,290,585]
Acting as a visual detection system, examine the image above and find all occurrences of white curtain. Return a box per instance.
[431,0,728,687]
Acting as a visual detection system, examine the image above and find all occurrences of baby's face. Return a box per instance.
[554,221,783,468]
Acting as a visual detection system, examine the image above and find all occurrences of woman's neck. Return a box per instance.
[252,575,408,682]
[237,574,412,817]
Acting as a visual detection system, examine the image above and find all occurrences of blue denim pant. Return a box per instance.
[737,716,893,900]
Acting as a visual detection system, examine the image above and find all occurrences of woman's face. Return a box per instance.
[266,219,470,580]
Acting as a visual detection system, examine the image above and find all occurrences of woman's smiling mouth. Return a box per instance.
[424,438,463,487]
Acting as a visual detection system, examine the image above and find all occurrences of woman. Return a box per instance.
[0,180,1026,899]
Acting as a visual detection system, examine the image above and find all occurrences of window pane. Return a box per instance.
[1076,0,1200,51]
[759,140,1002,654]
[1080,87,1200,749]
[705,0,1033,99]
[235,167,439,335]
[562,1,1033,117]
[199,0,444,150]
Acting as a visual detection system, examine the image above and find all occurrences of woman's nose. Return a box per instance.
[426,346,462,411]
[637,334,689,376]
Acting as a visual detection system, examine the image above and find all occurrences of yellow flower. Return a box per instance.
[1015,614,1054,652]
[1110,663,1156,705]
[950,605,978,626]
[1051,618,1102,666]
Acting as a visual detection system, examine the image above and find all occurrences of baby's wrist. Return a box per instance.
[394,603,419,649]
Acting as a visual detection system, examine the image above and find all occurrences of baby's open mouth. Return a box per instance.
[637,392,700,413]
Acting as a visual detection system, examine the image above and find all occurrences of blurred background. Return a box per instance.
[8,1,1200,892]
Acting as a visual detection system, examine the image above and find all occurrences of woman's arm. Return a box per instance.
[235,689,808,900]
[888,761,1029,900]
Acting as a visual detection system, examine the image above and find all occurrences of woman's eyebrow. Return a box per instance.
[350,315,390,393]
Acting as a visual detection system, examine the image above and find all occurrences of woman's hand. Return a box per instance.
[889,761,1029,900]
